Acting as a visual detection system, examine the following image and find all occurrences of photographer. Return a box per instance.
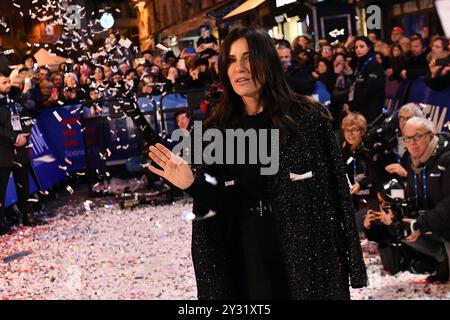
[385,103,425,179]
[402,117,450,283]
[363,186,434,275]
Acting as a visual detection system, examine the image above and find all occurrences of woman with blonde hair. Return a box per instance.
[341,113,370,198]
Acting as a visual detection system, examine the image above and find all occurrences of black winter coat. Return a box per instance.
[286,61,315,96]
[404,52,428,80]
[407,133,450,241]
[425,69,450,91]
[0,93,33,167]
[187,103,367,300]
[349,54,386,124]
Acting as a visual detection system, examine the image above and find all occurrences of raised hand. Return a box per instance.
[148,143,195,190]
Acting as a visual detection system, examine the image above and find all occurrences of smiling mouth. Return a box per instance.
[235,78,250,84]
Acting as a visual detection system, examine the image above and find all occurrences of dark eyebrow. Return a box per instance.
[228,52,250,58]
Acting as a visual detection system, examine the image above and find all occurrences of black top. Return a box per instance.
[0,94,33,167]
[226,110,271,202]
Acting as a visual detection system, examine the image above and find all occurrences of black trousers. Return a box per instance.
[0,165,32,219]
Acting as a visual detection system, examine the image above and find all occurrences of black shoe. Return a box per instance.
[23,213,47,226]
[409,259,435,274]
[426,260,449,283]
[16,214,23,226]
[0,215,11,235]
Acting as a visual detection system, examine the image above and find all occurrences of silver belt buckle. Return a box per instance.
[259,200,263,216]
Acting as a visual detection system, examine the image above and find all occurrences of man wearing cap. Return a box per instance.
[391,26,404,45]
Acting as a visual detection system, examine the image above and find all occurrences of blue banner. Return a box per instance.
[4,94,189,208]
[405,77,450,132]
[5,122,66,208]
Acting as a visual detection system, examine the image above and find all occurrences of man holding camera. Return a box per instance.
[385,103,425,179]
[0,70,40,234]
[401,117,450,283]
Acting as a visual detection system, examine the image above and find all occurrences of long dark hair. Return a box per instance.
[205,27,326,141]
[354,36,375,59]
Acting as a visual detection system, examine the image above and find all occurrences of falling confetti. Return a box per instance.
[65,185,75,195]
[204,173,218,186]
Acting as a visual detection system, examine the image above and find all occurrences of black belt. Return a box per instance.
[242,199,273,217]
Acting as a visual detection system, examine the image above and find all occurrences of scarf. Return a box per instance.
[411,135,439,173]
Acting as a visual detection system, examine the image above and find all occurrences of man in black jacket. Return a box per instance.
[401,117,450,283]
[400,36,429,80]
[277,45,315,96]
[0,71,40,234]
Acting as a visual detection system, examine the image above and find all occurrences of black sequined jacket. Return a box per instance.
[186,103,368,300]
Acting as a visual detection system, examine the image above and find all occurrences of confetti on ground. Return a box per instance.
[0,191,196,300]
[1,189,449,300]
[350,239,450,300]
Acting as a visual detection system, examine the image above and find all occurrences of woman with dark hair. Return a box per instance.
[148,27,367,300]
[374,51,391,71]
[312,58,335,93]
[345,36,385,124]
[292,35,312,54]
[22,55,37,71]
[386,44,406,80]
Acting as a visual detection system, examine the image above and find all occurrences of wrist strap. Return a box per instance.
[410,221,417,234]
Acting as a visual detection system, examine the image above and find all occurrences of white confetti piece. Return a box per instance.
[65,185,74,194]
[53,111,63,122]
[181,210,196,221]
[204,173,218,186]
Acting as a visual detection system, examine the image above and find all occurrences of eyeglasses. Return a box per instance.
[402,131,432,144]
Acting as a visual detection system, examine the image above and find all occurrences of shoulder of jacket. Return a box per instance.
[434,135,450,168]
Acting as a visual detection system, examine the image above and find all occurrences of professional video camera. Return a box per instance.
[379,179,425,241]
[361,108,400,161]
[116,181,173,209]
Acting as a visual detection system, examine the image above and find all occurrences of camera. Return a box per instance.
[379,179,424,241]
[361,109,400,161]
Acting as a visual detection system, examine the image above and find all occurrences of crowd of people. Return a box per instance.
[1,22,450,287]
